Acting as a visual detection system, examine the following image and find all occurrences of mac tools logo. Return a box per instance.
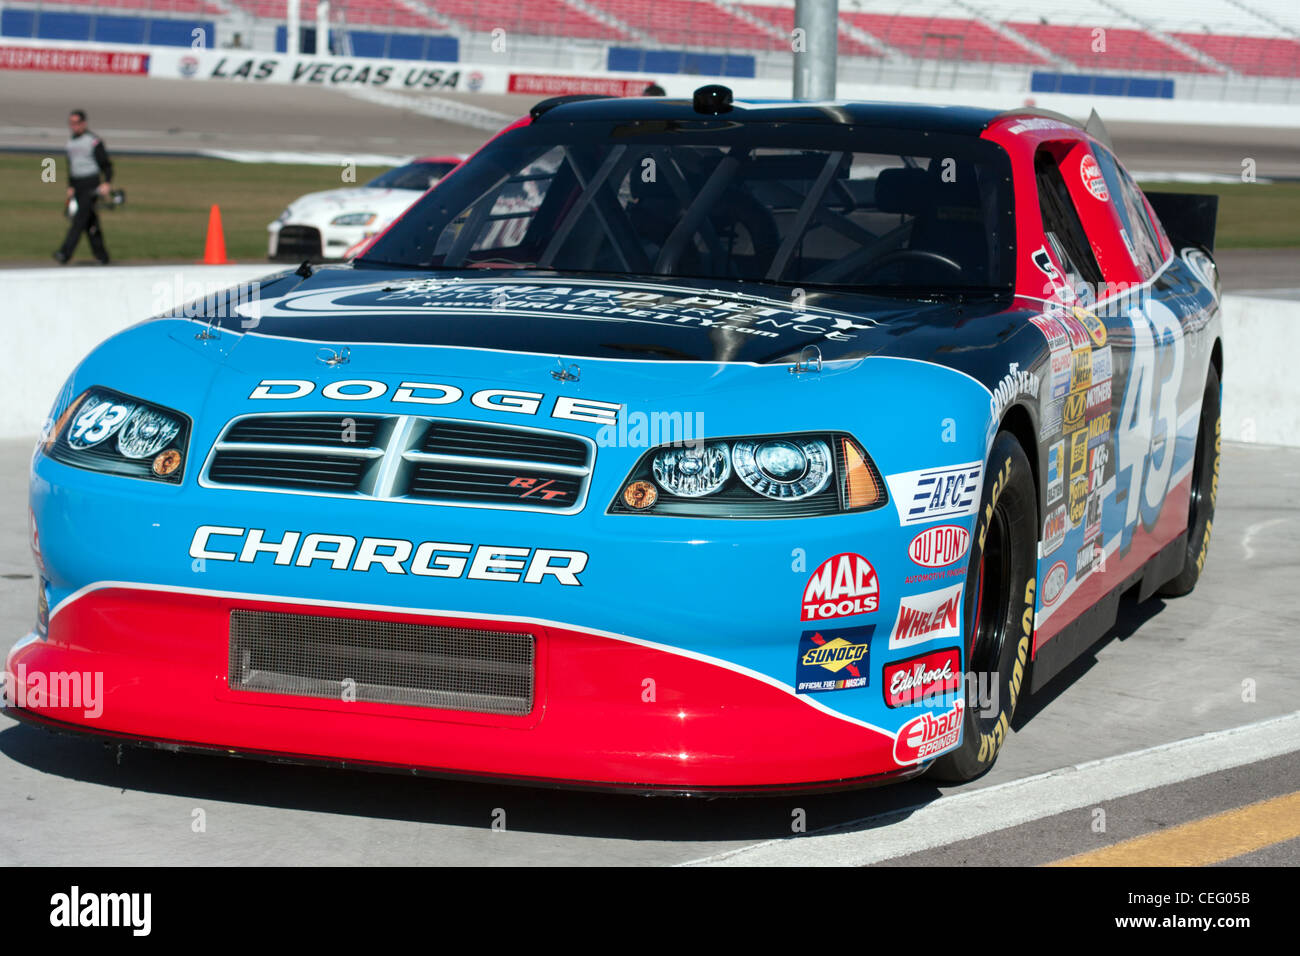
[886,461,982,526]
[801,553,880,621]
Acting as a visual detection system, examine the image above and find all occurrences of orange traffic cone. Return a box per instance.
[198,204,233,264]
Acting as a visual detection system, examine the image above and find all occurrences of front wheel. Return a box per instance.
[928,432,1038,782]
[1158,363,1221,597]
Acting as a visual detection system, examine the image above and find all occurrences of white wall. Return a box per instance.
[2,264,278,439]
[3,266,1296,446]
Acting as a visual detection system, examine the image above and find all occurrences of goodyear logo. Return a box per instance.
[1064,390,1086,430]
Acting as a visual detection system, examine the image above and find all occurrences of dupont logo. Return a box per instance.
[883,647,962,708]
[908,524,970,568]
[893,699,964,765]
[1043,560,1068,606]
[801,553,880,621]
[889,582,963,650]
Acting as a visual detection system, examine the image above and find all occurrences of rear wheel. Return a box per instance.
[1158,363,1221,597]
[928,432,1037,782]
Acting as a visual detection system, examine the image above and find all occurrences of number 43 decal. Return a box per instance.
[1116,299,1185,555]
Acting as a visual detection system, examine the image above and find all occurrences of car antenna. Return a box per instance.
[295,260,313,279]
[1084,109,1114,151]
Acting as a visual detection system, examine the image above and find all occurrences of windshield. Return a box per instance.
[366,161,458,191]
[361,119,1015,292]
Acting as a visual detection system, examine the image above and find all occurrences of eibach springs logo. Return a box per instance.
[801,553,879,621]
[883,648,962,708]
[795,626,873,694]
[893,699,964,765]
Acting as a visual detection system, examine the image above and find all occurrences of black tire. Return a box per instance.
[1158,363,1221,597]
[928,432,1038,782]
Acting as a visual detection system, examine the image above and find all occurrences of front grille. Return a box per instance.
[208,451,371,490]
[408,463,584,509]
[423,421,589,466]
[204,413,594,512]
[228,609,535,715]
[274,225,322,260]
[225,415,383,447]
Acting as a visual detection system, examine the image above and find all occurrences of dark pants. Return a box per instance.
[59,178,109,262]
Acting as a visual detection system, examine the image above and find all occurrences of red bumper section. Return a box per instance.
[6,587,914,794]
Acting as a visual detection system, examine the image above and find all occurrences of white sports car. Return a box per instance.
[267,156,461,262]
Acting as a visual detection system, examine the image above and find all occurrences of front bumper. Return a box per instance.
[6,585,926,794]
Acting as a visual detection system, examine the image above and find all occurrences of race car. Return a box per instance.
[8,89,1223,794]
[267,156,460,262]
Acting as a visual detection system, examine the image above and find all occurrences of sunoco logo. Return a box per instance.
[801,553,879,621]
[908,525,970,568]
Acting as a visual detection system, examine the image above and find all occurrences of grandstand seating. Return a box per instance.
[843,12,1046,64]
[741,4,879,58]
[1006,22,1212,73]
[230,0,446,29]
[590,0,787,50]
[1174,33,1300,77]
[432,0,627,40]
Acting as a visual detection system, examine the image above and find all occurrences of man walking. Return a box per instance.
[54,109,113,265]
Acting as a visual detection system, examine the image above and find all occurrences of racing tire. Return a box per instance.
[928,432,1037,783]
[1157,363,1221,597]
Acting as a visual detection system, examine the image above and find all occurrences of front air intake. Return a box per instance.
[228,609,535,716]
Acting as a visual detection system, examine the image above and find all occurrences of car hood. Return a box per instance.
[206,266,1020,366]
[283,187,419,220]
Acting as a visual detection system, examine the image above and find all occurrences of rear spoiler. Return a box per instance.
[1143,191,1219,255]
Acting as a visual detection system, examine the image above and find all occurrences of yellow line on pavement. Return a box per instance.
[1047,790,1300,867]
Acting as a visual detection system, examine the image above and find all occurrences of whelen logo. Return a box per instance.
[801,553,880,621]
[908,524,970,568]
[893,699,964,765]
[889,582,963,649]
[883,647,962,708]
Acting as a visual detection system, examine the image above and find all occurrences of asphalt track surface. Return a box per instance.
[0,437,1296,866]
[4,72,1300,179]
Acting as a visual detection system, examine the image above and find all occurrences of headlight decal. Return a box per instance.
[44,388,190,484]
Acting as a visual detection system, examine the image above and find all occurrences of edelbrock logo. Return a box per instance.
[893,699,964,765]
[886,461,982,526]
[801,553,880,621]
[908,524,970,568]
[883,647,962,708]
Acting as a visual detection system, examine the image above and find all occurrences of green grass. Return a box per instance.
[1139,180,1300,249]
[0,152,389,263]
[2,153,1296,262]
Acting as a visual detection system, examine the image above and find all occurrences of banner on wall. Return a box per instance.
[0,45,148,74]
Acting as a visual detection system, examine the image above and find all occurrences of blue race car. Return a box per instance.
[9,89,1222,793]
